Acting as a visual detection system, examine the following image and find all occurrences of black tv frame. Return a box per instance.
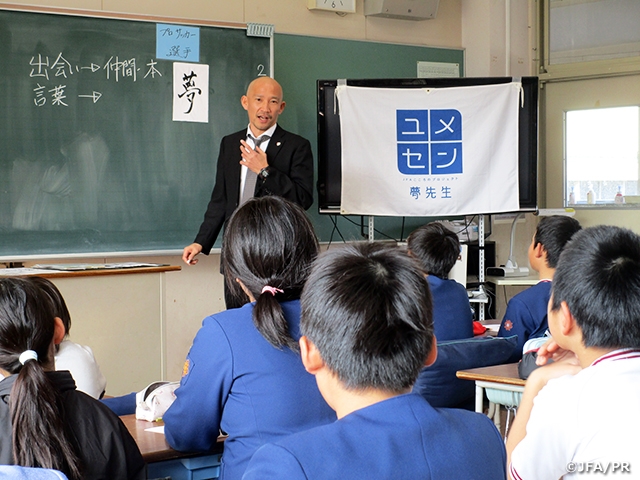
[316,77,539,214]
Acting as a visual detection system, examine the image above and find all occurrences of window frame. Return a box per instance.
[538,0,640,82]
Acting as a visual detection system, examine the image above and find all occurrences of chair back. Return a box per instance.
[412,335,518,410]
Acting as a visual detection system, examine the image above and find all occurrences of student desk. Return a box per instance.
[0,265,181,395]
[485,274,539,287]
[121,414,224,479]
[457,363,525,433]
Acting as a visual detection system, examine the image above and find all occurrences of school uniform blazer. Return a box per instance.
[163,300,335,480]
[498,280,552,363]
[428,275,474,342]
[243,393,506,480]
[194,125,314,254]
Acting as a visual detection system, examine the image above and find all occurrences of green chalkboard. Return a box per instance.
[273,34,465,244]
[0,13,464,258]
[0,7,270,258]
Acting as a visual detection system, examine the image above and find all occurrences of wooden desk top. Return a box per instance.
[456,363,526,387]
[121,414,224,463]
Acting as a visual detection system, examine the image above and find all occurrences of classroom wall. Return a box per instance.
[5,0,462,47]
[4,0,541,391]
[461,0,533,78]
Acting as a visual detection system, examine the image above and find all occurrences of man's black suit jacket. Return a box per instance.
[194,125,314,254]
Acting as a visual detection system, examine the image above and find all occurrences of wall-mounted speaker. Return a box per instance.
[364,0,439,21]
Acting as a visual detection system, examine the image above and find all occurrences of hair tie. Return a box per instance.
[18,350,38,365]
[261,286,283,296]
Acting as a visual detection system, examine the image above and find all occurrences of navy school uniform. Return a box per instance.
[428,275,474,342]
[498,280,551,363]
[243,393,506,480]
[163,300,335,480]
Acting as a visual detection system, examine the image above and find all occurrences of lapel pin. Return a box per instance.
[276,142,281,146]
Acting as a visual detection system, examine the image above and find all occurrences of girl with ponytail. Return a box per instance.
[0,277,145,480]
[164,196,334,480]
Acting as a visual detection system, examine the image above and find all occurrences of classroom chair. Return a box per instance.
[412,335,518,410]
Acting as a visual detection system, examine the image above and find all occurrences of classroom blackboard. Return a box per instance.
[0,11,464,258]
[273,34,466,245]
[0,7,270,258]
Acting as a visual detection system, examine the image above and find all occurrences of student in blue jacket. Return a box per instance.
[163,196,335,480]
[408,222,474,341]
[244,242,506,480]
[498,215,581,362]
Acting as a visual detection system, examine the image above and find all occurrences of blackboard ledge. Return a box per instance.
[0,249,188,263]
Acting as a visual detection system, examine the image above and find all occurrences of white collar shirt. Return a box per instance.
[239,124,277,202]
[510,348,640,479]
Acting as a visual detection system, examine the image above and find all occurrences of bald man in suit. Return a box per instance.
[183,77,314,307]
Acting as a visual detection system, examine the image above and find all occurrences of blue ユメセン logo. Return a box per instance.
[396,109,463,175]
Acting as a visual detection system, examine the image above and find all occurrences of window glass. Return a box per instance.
[550,0,640,65]
[565,106,639,205]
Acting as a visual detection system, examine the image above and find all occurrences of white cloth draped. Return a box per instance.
[337,82,522,216]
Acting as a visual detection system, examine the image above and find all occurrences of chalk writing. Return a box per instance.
[28,53,163,108]
[144,60,163,79]
[49,85,68,107]
[51,54,73,78]
[104,56,137,82]
[29,54,50,80]
[33,83,46,106]
[78,92,103,103]
[80,63,102,73]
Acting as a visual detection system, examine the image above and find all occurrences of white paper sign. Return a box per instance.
[173,62,209,123]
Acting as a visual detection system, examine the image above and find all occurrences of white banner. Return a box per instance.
[337,83,521,216]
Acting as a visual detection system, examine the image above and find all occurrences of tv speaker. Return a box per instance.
[364,0,439,20]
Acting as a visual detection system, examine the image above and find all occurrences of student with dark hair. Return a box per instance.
[498,215,581,362]
[0,277,145,480]
[407,222,473,341]
[163,196,334,480]
[244,243,506,479]
[507,225,640,479]
[27,277,106,399]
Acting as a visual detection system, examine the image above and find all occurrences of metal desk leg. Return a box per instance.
[490,402,501,432]
[475,384,484,413]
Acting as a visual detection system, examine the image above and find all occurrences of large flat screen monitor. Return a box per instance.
[316,77,538,214]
